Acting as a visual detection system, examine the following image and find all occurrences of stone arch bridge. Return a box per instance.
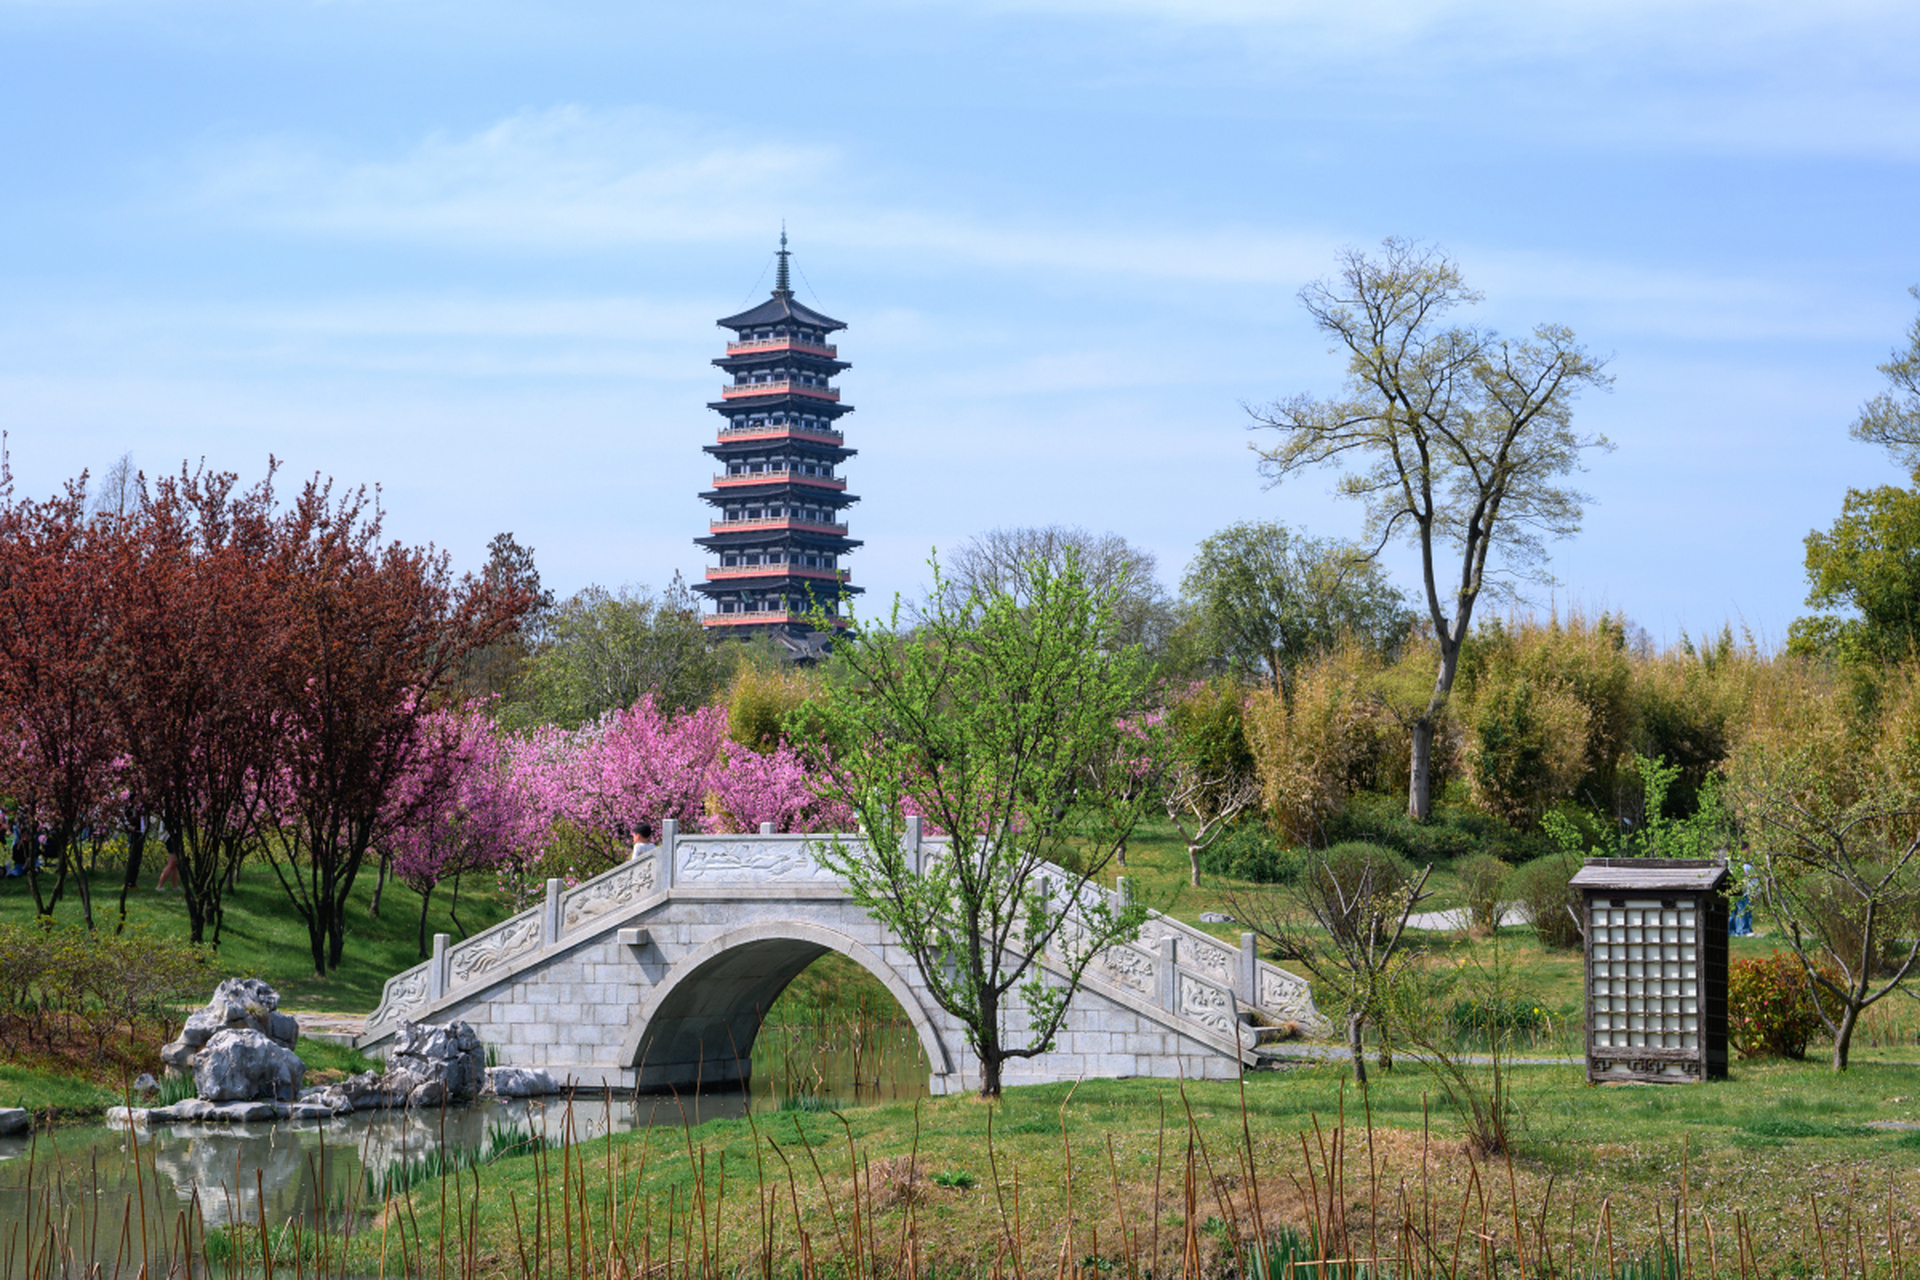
[357,822,1323,1096]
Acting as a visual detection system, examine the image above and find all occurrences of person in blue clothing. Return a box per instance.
[1729,844,1755,937]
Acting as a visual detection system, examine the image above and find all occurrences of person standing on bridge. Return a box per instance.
[630,821,656,862]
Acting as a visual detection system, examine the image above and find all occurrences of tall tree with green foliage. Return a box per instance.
[801,552,1154,1097]
[1179,520,1411,692]
[1788,474,1920,663]
[507,574,725,727]
[1249,238,1612,821]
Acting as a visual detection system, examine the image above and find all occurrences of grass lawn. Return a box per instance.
[199,1059,1920,1279]
[0,859,516,1014]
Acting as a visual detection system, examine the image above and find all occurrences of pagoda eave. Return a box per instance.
[713,354,852,375]
[699,485,858,504]
[696,532,864,553]
[707,395,854,415]
[704,441,857,463]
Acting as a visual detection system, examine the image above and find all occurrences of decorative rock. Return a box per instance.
[192,1028,305,1103]
[1198,912,1235,924]
[0,1107,30,1136]
[161,979,301,1089]
[486,1066,562,1098]
[131,1073,160,1096]
[386,1020,485,1104]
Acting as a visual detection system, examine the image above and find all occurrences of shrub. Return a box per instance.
[0,921,208,1061]
[1503,852,1585,950]
[1447,992,1552,1041]
[1728,953,1826,1059]
[1246,643,1393,845]
[1198,823,1304,884]
[1299,842,1415,948]
[1461,673,1592,828]
[726,666,816,752]
[1454,853,1512,934]
[1324,792,1551,865]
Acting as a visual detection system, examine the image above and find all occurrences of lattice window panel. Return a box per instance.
[1588,897,1699,1080]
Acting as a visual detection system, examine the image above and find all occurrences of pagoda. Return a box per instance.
[694,235,861,649]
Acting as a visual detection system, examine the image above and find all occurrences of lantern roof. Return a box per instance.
[1570,858,1730,892]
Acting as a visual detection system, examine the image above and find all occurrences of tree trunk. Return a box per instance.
[115,816,146,936]
[1833,1001,1861,1072]
[417,884,435,960]
[1408,719,1434,822]
[1188,842,1203,888]
[977,990,1003,1098]
[1347,1010,1369,1085]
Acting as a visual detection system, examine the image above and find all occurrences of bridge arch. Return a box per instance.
[616,920,955,1093]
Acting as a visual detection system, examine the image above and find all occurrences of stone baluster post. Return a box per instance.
[1155,935,1177,1011]
[430,933,450,1001]
[906,815,923,875]
[1240,932,1258,1006]
[543,879,563,947]
[659,818,678,891]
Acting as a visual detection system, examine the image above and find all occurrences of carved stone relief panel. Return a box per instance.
[677,839,835,882]
[448,916,543,987]
[370,968,429,1028]
[1098,942,1156,996]
[1177,972,1237,1039]
[563,858,656,931]
[1257,964,1324,1029]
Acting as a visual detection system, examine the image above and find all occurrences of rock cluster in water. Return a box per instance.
[160,978,305,1104]
[304,1019,488,1112]
[118,984,564,1127]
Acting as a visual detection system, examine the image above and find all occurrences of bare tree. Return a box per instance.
[1162,678,1261,886]
[945,525,1177,656]
[1732,755,1920,1072]
[1249,238,1612,820]
[1849,284,1920,469]
[89,452,139,527]
[1226,847,1432,1084]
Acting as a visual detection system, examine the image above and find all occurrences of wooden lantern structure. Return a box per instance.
[1571,858,1729,1084]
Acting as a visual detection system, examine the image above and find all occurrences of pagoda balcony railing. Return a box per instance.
[703,609,839,628]
[713,470,847,491]
[710,516,849,535]
[725,337,838,358]
[721,380,840,402]
[715,424,844,445]
[705,565,851,583]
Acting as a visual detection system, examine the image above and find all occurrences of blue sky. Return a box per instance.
[1,0,1915,645]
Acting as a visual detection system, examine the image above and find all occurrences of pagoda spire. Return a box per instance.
[773,228,792,299]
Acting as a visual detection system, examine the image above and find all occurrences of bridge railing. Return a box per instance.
[364,822,1318,1042]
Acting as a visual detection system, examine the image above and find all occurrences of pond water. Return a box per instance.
[0,1021,928,1280]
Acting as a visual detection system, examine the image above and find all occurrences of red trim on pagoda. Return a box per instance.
[710,517,849,535]
[712,471,847,491]
[702,610,846,629]
[703,565,851,583]
[721,381,840,402]
[726,337,838,358]
[715,425,845,446]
